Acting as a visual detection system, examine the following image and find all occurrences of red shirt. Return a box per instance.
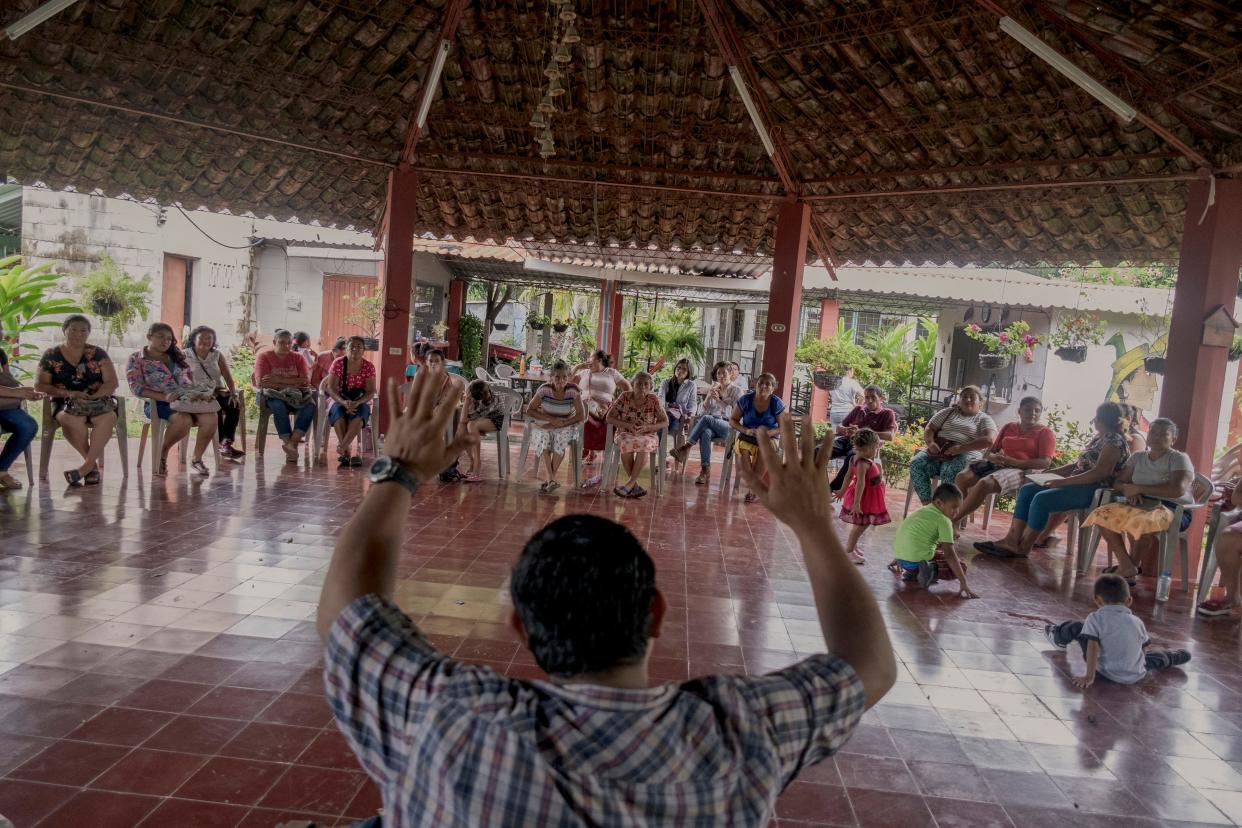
[255,350,309,382]
[992,422,1055,460]
[841,406,897,434]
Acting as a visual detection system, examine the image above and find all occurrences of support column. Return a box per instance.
[1158,178,1242,582]
[378,166,418,435]
[596,281,624,358]
[445,278,465,360]
[540,292,554,357]
[809,297,841,423]
[761,200,811,398]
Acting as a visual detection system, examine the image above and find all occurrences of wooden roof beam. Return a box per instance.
[697,0,839,277]
[975,0,1214,170]
[399,0,468,164]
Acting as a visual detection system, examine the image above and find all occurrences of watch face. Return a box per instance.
[369,456,394,479]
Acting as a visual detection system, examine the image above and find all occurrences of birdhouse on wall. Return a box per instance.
[1202,305,1238,348]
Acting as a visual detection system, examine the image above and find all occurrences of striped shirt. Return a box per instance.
[325,594,866,827]
[928,407,996,451]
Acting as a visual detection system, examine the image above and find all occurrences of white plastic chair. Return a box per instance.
[18,400,34,486]
[478,387,521,479]
[253,388,320,461]
[494,363,515,381]
[138,402,220,473]
[517,421,583,487]
[38,396,129,481]
[1197,500,1233,605]
[599,423,665,495]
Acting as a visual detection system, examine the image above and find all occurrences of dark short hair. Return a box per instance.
[510,515,656,677]
[426,348,445,360]
[467,379,491,400]
[1149,417,1178,438]
[346,335,365,348]
[1094,573,1130,604]
[933,482,963,502]
[1096,402,1123,433]
[62,314,91,332]
[863,384,886,399]
[1019,396,1042,409]
[293,331,310,346]
[592,349,612,368]
[187,325,217,350]
[673,358,695,382]
[333,337,349,351]
[711,360,730,380]
[273,328,292,340]
[852,427,879,449]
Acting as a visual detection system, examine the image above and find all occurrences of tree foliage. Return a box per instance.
[457,312,483,376]
[1034,263,1176,290]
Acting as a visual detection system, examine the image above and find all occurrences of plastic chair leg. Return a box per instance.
[517,427,531,478]
[138,422,149,468]
[1197,547,1219,606]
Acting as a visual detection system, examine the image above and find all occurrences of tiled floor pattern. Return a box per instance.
[0,438,1240,827]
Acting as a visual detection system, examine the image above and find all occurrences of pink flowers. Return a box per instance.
[1022,334,1036,345]
[1023,348,1034,362]
[997,332,1009,343]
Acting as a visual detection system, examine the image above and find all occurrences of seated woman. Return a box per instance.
[186,326,244,460]
[128,322,219,477]
[1119,403,1148,454]
[35,315,120,487]
[731,372,790,504]
[977,402,1129,559]
[525,361,585,493]
[575,350,629,467]
[1083,417,1192,585]
[672,361,740,486]
[826,385,897,492]
[460,379,507,481]
[312,337,347,389]
[951,396,1055,528]
[606,371,668,498]
[0,329,41,490]
[657,358,697,448]
[255,329,317,463]
[1199,482,1242,618]
[909,386,997,506]
[325,336,376,468]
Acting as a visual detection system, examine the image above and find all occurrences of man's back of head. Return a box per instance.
[510,515,656,678]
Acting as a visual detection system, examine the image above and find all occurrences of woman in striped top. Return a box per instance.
[525,361,586,493]
[908,386,997,506]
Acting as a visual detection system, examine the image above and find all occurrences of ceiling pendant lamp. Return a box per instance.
[547,75,565,97]
[543,59,560,78]
[538,93,555,113]
[529,110,547,128]
[559,6,577,22]
[539,139,556,158]
[553,41,572,63]
[562,22,580,44]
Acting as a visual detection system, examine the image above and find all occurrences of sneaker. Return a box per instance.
[671,444,691,465]
[695,468,709,485]
[1197,598,1236,617]
[917,561,939,589]
[190,460,210,477]
[1167,649,1192,667]
[1045,623,1067,649]
[219,440,234,457]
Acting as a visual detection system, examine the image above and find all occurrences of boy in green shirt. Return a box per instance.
[890,483,979,598]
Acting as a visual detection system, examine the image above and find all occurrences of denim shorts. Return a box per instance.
[144,400,173,421]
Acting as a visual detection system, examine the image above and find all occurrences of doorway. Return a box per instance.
[161,254,194,338]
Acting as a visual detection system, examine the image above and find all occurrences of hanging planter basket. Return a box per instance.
[91,296,122,317]
[552,323,569,333]
[492,323,509,331]
[1054,346,1088,363]
[528,322,546,331]
[1144,355,1167,375]
[812,370,842,390]
[362,337,379,351]
[978,353,1010,371]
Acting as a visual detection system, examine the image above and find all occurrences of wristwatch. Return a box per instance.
[368,455,419,495]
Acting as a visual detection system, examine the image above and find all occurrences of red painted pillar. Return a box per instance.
[762,200,810,398]
[378,166,418,434]
[445,278,466,360]
[1158,178,1242,583]
[809,297,841,423]
[596,281,624,358]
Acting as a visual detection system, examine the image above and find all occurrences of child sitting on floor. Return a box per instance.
[889,482,978,598]
[1045,573,1190,689]
[838,428,890,565]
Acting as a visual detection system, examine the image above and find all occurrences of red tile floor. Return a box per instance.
[1,436,1241,827]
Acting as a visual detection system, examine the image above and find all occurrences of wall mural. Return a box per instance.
[1106,331,1166,418]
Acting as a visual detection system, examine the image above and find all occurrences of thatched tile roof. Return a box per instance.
[0,0,1237,266]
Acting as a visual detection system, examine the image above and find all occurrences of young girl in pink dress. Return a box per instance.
[838,428,891,564]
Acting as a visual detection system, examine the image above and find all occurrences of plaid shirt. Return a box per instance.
[325,595,866,827]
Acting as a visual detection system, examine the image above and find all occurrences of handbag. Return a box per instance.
[65,395,118,418]
[969,460,997,477]
[266,387,314,408]
[170,383,222,414]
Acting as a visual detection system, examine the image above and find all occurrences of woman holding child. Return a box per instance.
[606,371,668,498]
[908,386,996,506]
[526,361,586,493]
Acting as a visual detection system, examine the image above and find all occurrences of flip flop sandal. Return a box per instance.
[613,485,631,497]
[350,456,363,467]
[630,486,647,498]
[85,470,101,485]
[0,474,22,490]
[545,481,560,493]
[64,469,84,487]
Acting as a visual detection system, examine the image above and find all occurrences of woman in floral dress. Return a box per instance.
[606,371,668,498]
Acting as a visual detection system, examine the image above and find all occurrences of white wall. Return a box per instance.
[252,247,379,345]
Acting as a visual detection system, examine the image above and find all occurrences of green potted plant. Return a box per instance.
[1050,314,1107,363]
[77,254,152,348]
[795,327,870,390]
[527,312,549,331]
[552,318,569,333]
[0,255,82,375]
[1136,305,1170,375]
[963,320,1041,370]
[1230,335,1242,363]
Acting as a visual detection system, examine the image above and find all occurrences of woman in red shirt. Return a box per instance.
[952,396,1055,527]
[325,336,376,467]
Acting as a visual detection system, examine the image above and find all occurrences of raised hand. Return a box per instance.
[382,374,477,483]
[738,414,833,535]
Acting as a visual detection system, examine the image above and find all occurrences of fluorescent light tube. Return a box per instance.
[999,16,1136,124]
[728,64,777,158]
[5,0,82,39]
[415,39,452,129]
